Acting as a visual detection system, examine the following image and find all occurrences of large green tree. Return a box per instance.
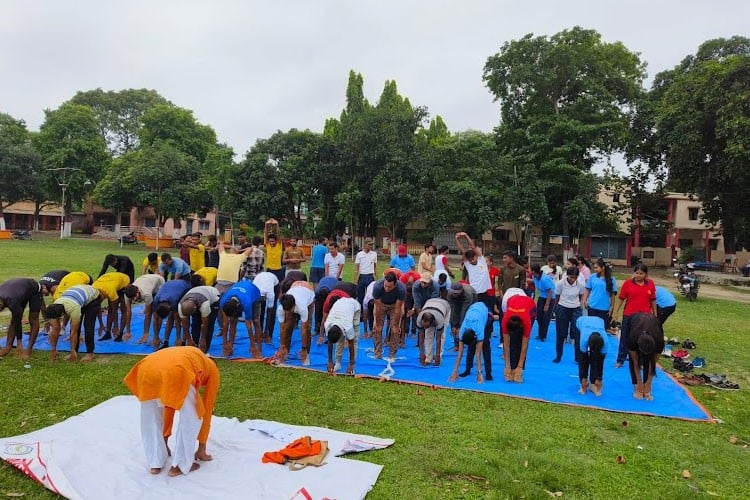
[483,27,646,240]
[70,88,170,156]
[0,113,42,229]
[34,103,110,233]
[647,37,750,256]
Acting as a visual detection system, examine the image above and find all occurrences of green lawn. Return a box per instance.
[1,238,749,499]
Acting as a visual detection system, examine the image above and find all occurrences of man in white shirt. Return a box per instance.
[252,271,280,343]
[324,242,346,280]
[324,297,361,374]
[127,274,165,344]
[178,285,221,352]
[275,280,315,365]
[353,237,377,308]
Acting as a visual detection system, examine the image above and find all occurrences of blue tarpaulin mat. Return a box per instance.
[26,305,713,422]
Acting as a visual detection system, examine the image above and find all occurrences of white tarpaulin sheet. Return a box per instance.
[0,396,393,500]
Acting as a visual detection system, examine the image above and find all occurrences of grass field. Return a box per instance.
[1,238,749,499]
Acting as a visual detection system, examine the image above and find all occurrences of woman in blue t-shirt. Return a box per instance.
[582,258,617,329]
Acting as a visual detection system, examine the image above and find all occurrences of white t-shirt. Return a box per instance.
[130,274,165,305]
[178,286,220,318]
[363,281,376,310]
[464,258,491,294]
[324,252,346,278]
[252,272,279,309]
[276,283,315,323]
[324,297,361,340]
[434,254,448,272]
[501,287,527,312]
[355,250,377,274]
[555,278,586,308]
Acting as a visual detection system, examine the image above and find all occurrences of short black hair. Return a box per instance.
[222,297,241,317]
[506,315,524,336]
[327,325,343,343]
[252,236,263,246]
[122,285,139,299]
[105,254,117,265]
[155,302,172,318]
[161,252,172,262]
[45,304,65,319]
[147,252,158,263]
[421,312,435,327]
[588,332,605,356]
[190,274,205,287]
[465,249,476,260]
[279,294,295,311]
[384,272,397,283]
[461,328,477,345]
[238,231,247,237]
[439,245,449,253]
[566,266,580,277]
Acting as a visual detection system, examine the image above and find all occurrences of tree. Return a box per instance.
[94,154,139,226]
[140,104,217,164]
[70,88,171,156]
[483,27,646,240]
[230,130,329,236]
[0,113,42,229]
[648,37,750,258]
[34,103,110,233]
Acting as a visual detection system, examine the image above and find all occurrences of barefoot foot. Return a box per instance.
[64,353,78,362]
[81,354,95,362]
[168,463,200,476]
[150,467,161,475]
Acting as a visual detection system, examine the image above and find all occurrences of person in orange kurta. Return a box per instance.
[124,346,220,476]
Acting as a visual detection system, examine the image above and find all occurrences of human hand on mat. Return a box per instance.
[449,371,458,383]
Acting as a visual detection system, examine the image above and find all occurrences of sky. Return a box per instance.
[2,0,748,159]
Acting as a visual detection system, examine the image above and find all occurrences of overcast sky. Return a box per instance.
[2,1,748,158]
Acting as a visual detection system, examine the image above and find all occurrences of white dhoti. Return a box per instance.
[139,385,202,474]
[423,327,445,363]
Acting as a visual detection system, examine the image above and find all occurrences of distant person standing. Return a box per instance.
[324,242,346,280]
[264,233,285,283]
[390,245,415,274]
[353,237,378,308]
[309,237,328,285]
[417,244,435,275]
[282,237,306,276]
[181,234,206,272]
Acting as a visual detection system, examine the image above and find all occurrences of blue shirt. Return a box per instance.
[316,276,339,293]
[153,280,191,309]
[532,274,556,299]
[655,286,677,308]
[580,328,608,355]
[311,244,328,269]
[389,254,415,274]
[585,275,618,311]
[459,302,489,342]
[220,281,261,319]
[159,257,191,278]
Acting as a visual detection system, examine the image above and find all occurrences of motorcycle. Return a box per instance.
[674,263,699,301]
[11,229,31,240]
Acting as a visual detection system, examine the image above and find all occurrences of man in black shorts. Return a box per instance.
[0,278,44,358]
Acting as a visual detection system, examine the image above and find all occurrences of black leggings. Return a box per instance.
[79,300,101,353]
[190,306,220,349]
[579,352,605,382]
[507,330,525,370]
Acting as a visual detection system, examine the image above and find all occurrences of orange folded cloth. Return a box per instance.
[262,436,323,464]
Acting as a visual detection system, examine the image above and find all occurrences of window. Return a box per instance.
[612,194,620,203]
[709,239,719,251]
[144,218,156,228]
[492,229,511,241]
[198,220,210,231]
[688,207,699,221]
[678,239,693,249]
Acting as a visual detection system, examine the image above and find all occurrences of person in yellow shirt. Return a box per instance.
[123,346,220,476]
[182,233,206,272]
[215,243,252,294]
[191,267,218,287]
[92,272,136,341]
[51,271,93,300]
[142,253,161,275]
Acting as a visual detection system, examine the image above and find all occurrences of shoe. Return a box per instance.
[300,351,310,366]
[673,358,694,372]
[708,379,739,390]
[680,374,705,386]
[458,370,471,378]
[672,349,690,359]
[485,374,493,381]
[668,337,680,346]
[552,358,561,364]
[682,339,697,349]
[661,345,673,357]
[99,332,112,341]
[691,357,706,368]
[113,335,123,342]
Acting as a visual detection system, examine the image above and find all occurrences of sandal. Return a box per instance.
[682,339,697,349]
[691,357,706,368]
[709,380,740,391]
[673,358,694,373]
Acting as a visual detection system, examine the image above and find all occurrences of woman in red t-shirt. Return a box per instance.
[613,264,656,369]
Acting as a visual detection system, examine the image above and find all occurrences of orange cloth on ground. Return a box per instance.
[262,436,323,464]
[123,346,220,443]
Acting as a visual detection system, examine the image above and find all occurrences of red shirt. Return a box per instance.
[487,266,500,296]
[399,271,421,286]
[322,289,351,315]
[619,278,656,316]
[501,295,537,338]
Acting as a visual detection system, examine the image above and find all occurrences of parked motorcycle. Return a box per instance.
[11,229,31,240]
[674,263,699,301]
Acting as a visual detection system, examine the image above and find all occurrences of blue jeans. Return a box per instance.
[555,305,582,362]
[356,274,374,306]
